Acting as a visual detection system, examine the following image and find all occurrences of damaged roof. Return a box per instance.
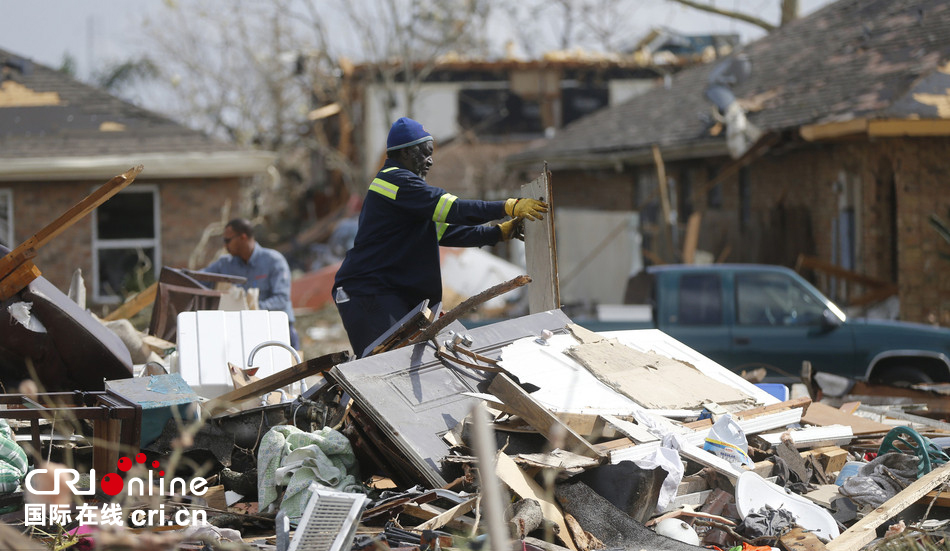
[0,47,273,180]
[508,0,950,168]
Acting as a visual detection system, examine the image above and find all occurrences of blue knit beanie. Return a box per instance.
[386,117,433,152]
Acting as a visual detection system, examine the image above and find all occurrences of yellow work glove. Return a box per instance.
[504,197,548,221]
[498,217,525,241]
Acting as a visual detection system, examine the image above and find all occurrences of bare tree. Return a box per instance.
[133,0,490,225]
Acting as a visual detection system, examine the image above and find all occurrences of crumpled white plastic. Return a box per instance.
[6,302,47,333]
[632,445,685,511]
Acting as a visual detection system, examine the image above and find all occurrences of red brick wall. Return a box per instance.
[5,177,242,304]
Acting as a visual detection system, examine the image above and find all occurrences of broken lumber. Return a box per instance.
[826,461,950,551]
[406,275,532,346]
[104,281,158,321]
[522,167,559,314]
[0,165,143,300]
[365,299,433,356]
[488,373,604,461]
[204,351,349,415]
[496,451,577,551]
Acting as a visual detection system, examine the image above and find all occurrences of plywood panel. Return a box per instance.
[522,170,559,313]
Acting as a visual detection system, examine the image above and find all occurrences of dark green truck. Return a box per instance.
[590,264,950,385]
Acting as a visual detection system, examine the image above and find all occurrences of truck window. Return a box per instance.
[736,272,826,326]
[677,274,722,325]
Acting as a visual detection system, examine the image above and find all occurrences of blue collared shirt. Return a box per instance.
[203,244,295,323]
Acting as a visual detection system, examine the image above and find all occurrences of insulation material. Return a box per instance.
[564,338,754,410]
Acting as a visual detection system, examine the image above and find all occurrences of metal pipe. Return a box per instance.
[247,340,302,368]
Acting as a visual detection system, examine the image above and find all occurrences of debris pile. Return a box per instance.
[0,170,948,551]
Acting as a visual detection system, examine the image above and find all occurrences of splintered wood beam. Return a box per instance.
[0,165,144,298]
[826,462,950,551]
[488,373,604,461]
[103,281,158,321]
[205,351,349,416]
[406,275,531,346]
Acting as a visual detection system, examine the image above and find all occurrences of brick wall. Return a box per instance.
[715,138,950,326]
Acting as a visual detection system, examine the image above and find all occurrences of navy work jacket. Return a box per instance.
[333,159,506,307]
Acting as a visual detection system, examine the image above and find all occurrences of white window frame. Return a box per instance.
[0,189,13,249]
[91,184,162,304]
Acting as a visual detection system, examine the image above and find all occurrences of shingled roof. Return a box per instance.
[509,0,950,168]
[0,47,273,180]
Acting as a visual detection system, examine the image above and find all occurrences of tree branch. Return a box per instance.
[667,0,776,32]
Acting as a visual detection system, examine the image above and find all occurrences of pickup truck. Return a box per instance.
[582,264,950,385]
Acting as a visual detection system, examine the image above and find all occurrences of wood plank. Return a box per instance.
[496,451,577,551]
[0,261,41,301]
[802,402,891,435]
[800,118,869,141]
[826,462,950,551]
[868,118,950,137]
[205,351,348,415]
[104,282,158,321]
[801,447,849,474]
[652,145,674,261]
[521,169,559,314]
[366,299,431,355]
[412,496,478,531]
[682,212,702,264]
[488,373,604,460]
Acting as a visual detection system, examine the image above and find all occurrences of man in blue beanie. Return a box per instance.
[333,117,548,357]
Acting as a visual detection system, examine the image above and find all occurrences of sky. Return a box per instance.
[2,0,836,83]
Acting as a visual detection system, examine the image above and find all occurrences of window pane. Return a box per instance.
[736,272,825,326]
[97,247,156,297]
[97,192,154,240]
[678,273,722,325]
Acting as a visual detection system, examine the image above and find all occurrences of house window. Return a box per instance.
[92,185,161,303]
[562,88,608,126]
[0,189,12,248]
[458,89,544,137]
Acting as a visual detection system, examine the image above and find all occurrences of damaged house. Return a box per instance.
[0,47,274,307]
[506,0,950,326]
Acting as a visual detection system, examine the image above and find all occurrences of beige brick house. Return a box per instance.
[0,48,274,307]
[508,0,950,326]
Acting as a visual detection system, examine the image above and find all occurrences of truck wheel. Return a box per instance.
[875,367,933,387]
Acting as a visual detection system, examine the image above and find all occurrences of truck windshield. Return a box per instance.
[735,272,830,326]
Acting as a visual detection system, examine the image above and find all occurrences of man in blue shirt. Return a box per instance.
[333,117,547,357]
[203,218,299,349]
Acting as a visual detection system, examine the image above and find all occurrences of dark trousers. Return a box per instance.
[335,293,414,358]
[288,322,300,351]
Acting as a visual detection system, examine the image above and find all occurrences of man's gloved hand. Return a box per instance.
[505,198,548,221]
[498,217,525,241]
